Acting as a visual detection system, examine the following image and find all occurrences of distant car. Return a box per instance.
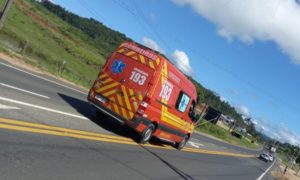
[267,154,274,162]
[259,153,271,162]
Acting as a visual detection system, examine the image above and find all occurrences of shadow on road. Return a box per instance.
[58,93,194,179]
[58,93,139,139]
[57,93,167,146]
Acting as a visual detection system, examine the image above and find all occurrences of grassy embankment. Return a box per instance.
[277,151,300,172]
[0,0,106,88]
[196,120,259,149]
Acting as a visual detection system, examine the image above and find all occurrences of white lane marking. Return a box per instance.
[0,82,50,99]
[188,142,200,148]
[0,96,89,120]
[0,62,86,95]
[257,158,276,180]
[190,138,205,146]
[188,139,205,148]
[0,103,20,110]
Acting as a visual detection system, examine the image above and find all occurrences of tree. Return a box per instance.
[40,1,130,59]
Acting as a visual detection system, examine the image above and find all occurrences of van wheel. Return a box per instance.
[140,124,155,144]
[176,135,189,150]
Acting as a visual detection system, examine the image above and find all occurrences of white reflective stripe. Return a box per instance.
[0,83,50,99]
[0,103,20,110]
[0,96,89,120]
[0,62,86,95]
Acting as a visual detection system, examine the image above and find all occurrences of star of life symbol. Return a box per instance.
[111,59,126,74]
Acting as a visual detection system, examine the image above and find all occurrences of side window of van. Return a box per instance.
[176,92,190,113]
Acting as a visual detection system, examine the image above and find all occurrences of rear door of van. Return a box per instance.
[94,47,160,120]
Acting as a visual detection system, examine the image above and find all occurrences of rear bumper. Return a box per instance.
[88,93,149,133]
[89,100,126,125]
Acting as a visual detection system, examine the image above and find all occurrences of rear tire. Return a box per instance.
[176,135,189,150]
[140,124,155,144]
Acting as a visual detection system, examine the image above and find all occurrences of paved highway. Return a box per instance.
[0,59,276,179]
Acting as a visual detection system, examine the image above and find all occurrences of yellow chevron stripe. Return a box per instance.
[131,55,138,60]
[117,48,125,53]
[156,58,160,66]
[120,42,126,47]
[116,94,128,119]
[128,111,134,119]
[107,105,112,110]
[99,73,108,79]
[110,97,120,115]
[121,85,132,111]
[128,89,138,110]
[149,61,155,69]
[102,77,113,84]
[109,96,116,102]
[139,55,146,64]
[97,82,118,92]
[103,89,116,97]
[126,51,136,56]
[129,88,135,96]
[120,107,128,119]
[138,92,143,101]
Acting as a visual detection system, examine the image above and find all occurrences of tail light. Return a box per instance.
[136,95,151,116]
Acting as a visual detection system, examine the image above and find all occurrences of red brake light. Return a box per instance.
[137,95,151,116]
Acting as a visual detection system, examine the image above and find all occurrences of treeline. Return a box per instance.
[40,1,245,126]
[188,77,243,123]
[40,0,130,59]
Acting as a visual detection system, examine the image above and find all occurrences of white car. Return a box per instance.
[259,153,271,162]
[267,154,274,162]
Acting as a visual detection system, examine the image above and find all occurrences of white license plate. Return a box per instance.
[95,95,107,103]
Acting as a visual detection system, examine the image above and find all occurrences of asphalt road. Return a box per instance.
[0,59,276,180]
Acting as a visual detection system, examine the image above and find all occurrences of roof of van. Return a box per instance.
[122,41,197,98]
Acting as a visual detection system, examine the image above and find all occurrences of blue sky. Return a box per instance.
[53,0,300,145]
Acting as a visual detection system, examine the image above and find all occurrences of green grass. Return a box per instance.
[0,0,106,88]
[277,151,300,171]
[196,120,259,149]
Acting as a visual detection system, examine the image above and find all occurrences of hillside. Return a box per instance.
[0,0,244,125]
[0,0,116,87]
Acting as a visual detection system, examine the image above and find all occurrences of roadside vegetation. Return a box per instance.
[196,119,259,149]
[276,144,300,171]
[0,0,110,87]
[0,0,261,149]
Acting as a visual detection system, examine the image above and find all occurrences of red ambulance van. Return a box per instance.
[88,41,198,150]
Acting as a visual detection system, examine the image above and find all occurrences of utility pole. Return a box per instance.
[0,0,15,30]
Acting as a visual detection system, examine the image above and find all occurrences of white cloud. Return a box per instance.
[255,118,300,145]
[173,0,300,64]
[236,105,250,116]
[171,50,193,76]
[142,37,165,54]
[220,96,227,102]
[142,37,193,75]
